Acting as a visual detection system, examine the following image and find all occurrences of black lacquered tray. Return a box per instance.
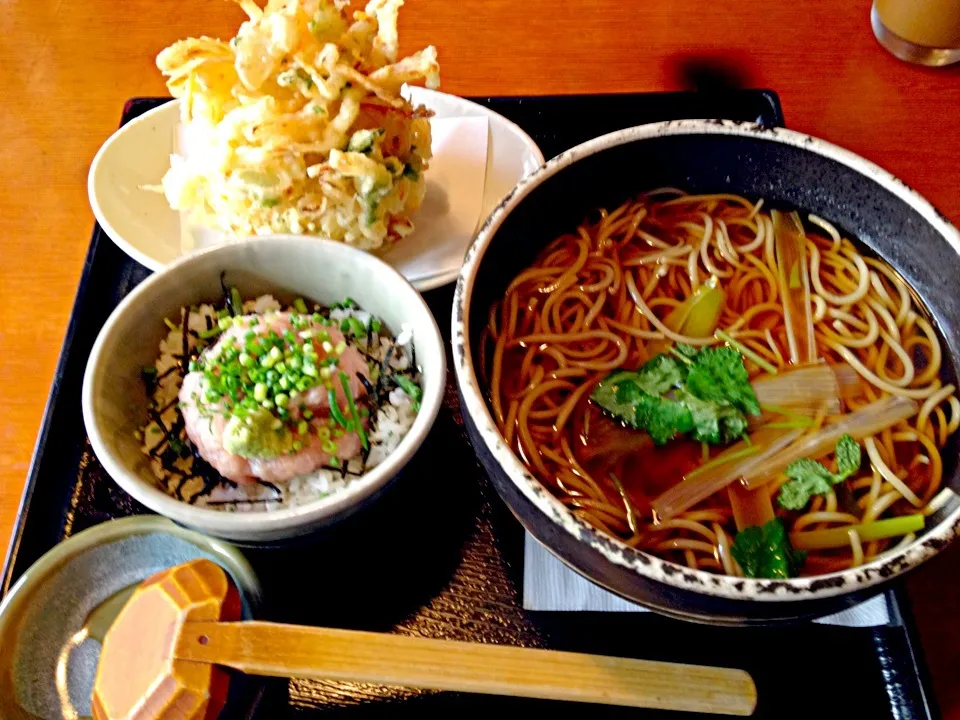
[2,91,940,719]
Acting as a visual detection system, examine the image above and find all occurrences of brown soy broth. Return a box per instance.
[617,438,703,516]
[575,403,701,517]
[498,345,530,395]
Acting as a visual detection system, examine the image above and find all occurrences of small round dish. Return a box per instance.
[87,87,544,291]
[82,235,446,543]
[0,516,262,720]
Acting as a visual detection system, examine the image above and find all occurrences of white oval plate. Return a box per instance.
[87,87,544,291]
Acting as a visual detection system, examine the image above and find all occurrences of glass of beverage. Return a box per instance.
[872,0,960,66]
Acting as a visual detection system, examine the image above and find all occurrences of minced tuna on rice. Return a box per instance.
[139,288,422,512]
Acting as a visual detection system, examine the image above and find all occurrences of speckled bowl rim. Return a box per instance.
[452,119,960,603]
[82,235,446,539]
[0,516,263,638]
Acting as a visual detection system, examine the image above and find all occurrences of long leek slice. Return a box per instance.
[652,428,802,520]
[741,396,919,489]
[751,362,860,416]
[772,210,817,364]
[791,514,924,550]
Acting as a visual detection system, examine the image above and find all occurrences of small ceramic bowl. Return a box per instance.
[453,119,960,624]
[83,236,445,543]
[0,517,262,720]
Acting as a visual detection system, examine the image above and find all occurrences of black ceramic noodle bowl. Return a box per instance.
[452,119,960,624]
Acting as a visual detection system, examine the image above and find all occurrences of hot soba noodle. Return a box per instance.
[482,190,958,579]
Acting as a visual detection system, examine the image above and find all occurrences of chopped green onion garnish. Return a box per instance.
[394,375,423,412]
[340,316,366,337]
[294,298,308,314]
[229,287,243,317]
[328,388,351,429]
[340,371,368,450]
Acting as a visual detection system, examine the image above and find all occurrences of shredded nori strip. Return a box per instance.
[205,499,282,506]
[157,445,183,473]
[255,479,282,495]
[220,272,241,317]
[187,454,234,504]
[376,348,390,402]
[156,365,179,382]
[354,346,385,367]
[142,366,158,396]
[157,395,180,416]
[357,372,380,425]
[145,414,178,459]
[358,373,377,397]
[179,307,189,366]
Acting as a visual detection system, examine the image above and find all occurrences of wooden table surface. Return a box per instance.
[2,0,960,714]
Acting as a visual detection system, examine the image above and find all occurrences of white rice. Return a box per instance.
[141,295,421,512]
